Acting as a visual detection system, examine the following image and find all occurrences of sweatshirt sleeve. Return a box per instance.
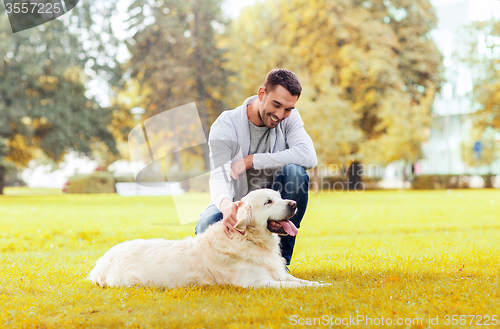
[208,116,238,211]
[252,109,318,170]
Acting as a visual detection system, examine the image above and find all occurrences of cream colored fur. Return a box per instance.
[88,189,325,288]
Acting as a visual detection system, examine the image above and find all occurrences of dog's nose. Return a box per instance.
[288,201,297,209]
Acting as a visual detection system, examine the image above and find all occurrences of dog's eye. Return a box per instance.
[264,199,272,206]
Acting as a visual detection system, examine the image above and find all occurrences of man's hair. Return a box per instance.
[263,69,302,99]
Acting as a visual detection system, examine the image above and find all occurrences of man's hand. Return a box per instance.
[220,198,243,238]
[230,154,253,180]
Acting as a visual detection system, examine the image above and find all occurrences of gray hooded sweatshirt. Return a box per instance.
[208,95,317,211]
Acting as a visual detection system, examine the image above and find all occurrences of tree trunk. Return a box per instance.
[193,0,210,171]
[401,161,407,190]
[0,165,5,195]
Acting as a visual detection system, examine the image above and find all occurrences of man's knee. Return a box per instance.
[277,164,309,195]
[281,164,309,183]
[195,207,223,235]
[196,216,217,235]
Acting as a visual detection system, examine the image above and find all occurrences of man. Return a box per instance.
[195,69,317,266]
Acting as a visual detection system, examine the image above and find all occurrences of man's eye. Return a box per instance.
[265,200,272,205]
[274,104,280,108]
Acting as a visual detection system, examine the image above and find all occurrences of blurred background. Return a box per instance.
[1,0,500,195]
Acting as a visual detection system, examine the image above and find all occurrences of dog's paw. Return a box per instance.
[308,281,331,287]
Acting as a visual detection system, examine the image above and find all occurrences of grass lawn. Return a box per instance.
[0,189,499,328]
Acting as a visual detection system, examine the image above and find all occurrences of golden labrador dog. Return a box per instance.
[89,189,325,288]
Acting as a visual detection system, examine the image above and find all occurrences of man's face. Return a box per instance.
[257,85,298,128]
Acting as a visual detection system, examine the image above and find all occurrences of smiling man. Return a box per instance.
[195,69,317,266]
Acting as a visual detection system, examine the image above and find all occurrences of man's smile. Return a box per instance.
[270,114,280,123]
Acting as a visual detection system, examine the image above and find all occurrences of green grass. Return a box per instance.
[1,189,499,328]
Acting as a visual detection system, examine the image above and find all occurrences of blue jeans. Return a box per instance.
[195,164,309,265]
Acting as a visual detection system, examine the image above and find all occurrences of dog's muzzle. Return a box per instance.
[267,202,298,236]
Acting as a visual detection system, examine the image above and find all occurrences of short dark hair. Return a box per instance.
[263,69,302,99]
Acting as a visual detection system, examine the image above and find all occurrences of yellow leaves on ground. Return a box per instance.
[0,189,499,328]
[375,276,399,288]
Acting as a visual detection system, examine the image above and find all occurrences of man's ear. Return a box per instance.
[257,86,266,100]
[234,203,252,232]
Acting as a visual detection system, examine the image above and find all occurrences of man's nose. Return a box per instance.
[275,109,285,120]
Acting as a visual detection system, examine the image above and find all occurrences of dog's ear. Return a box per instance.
[234,203,252,232]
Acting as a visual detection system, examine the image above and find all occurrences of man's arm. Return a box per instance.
[229,154,253,179]
[209,160,232,214]
[208,122,235,212]
[252,109,317,170]
[207,116,245,237]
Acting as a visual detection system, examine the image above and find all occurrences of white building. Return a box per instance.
[420,0,500,175]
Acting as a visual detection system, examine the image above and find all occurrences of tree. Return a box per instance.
[0,5,118,194]
[456,18,500,175]
[464,19,500,157]
[221,0,442,167]
[467,19,500,130]
[117,0,228,171]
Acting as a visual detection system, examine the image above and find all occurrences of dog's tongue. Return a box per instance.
[281,220,298,236]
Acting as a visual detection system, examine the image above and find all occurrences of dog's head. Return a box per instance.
[234,189,298,236]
